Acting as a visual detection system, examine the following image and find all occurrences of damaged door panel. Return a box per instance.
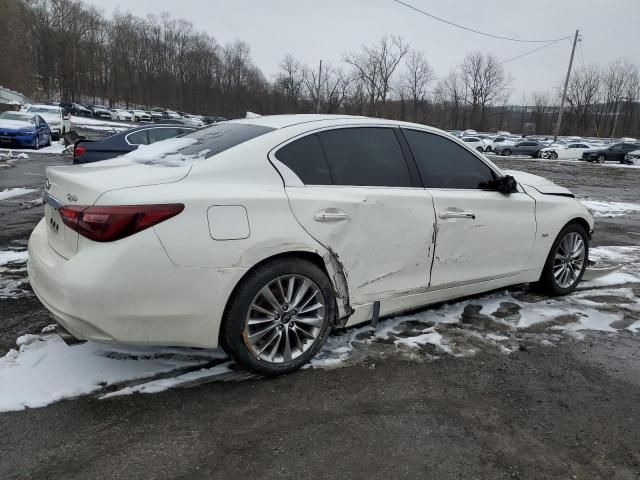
[429,189,536,289]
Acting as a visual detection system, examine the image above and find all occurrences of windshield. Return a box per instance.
[0,112,34,124]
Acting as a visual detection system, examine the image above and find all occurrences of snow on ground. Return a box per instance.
[70,115,134,132]
[0,188,37,201]
[579,199,640,218]
[0,141,66,155]
[0,249,30,299]
[1,245,639,411]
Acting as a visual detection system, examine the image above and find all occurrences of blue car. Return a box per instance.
[0,111,52,149]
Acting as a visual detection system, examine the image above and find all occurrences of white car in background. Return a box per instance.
[129,110,152,122]
[461,136,486,152]
[110,109,133,121]
[181,114,205,127]
[540,142,593,160]
[622,149,640,165]
[28,115,594,376]
[26,105,71,140]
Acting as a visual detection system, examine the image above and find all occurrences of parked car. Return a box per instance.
[109,109,133,121]
[581,142,640,163]
[73,123,195,163]
[181,114,205,127]
[487,136,513,152]
[493,140,543,157]
[86,105,112,119]
[31,115,594,376]
[203,115,227,124]
[59,102,92,117]
[129,110,152,122]
[0,111,51,149]
[26,104,71,140]
[149,110,163,122]
[461,136,486,152]
[540,142,593,160]
[622,149,640,165]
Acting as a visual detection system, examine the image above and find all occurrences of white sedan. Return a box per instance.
[110,109,133,121]
[461,136,486,152]
[540,142,593,160]
[28,115,594,375]
[26,105,71,140]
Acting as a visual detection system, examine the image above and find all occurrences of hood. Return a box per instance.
[0,119,34,130]
[503,169,573,196]
[37,112,61,123]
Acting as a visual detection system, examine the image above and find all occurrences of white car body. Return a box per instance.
[26,105,71,138]
[624,149,640,165]
[28,115,593,363]
[461,136,486,152]
[129,110,151,122]
[540,142,593,160]
[181,115,205,127]
[110,109,133,121]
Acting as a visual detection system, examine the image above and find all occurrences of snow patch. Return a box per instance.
[0,188,37,201]
[579,199,640,217]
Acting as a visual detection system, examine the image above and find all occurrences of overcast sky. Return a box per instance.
[85,0,640,100]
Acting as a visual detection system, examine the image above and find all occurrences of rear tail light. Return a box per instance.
[74,144,87,157]
[58,204,184,242]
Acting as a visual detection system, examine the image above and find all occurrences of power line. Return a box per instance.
[393,0,572,43]
[498,38,566,65]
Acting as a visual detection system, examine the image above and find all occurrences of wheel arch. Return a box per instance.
[219,249,351,344]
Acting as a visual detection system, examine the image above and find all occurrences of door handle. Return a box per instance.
[314,209,349,222]
[438,211,476,220]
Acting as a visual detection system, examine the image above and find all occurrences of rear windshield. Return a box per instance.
[179,123,274,159]
[125,122,275,166]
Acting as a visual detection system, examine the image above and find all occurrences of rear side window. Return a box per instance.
[402,129,495,189]
[127,130,149,145]
[178,123,274,159]
[275,134,332,185]
[147,127,182,144]
[318,127,412,187]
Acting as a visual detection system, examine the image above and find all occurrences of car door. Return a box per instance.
[401,128,536,289]
[272,126,436,306]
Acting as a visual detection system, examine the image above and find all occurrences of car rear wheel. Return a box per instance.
[33,135,40,150]
[534,223,588,295]
[502,149,512,156]
[550,151,558,160]
[221,257,336,376]
[596,154,606,163]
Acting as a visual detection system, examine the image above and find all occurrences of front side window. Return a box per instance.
[275,134,332,185]
[317,127,412,187]
[402,129,496,189]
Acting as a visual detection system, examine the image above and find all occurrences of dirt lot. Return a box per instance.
[1,152,639,479]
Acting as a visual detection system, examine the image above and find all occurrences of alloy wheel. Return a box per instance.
[553,232,586,288]
[597,154,606,164]
[243,274,326,363]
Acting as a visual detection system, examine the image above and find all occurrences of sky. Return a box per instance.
[84,0,640,100]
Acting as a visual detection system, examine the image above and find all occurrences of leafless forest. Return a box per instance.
[1,0,639,136]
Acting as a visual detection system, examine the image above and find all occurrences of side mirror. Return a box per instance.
[495,175,518,194]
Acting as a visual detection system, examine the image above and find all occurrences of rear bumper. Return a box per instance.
[28,218,247,348]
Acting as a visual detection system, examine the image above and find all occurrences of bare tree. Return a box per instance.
[343,35,408,116]
[530,91,551,134]
[459,52,512,129]
[400,50,434,122]
[274,54,305,112]
[565,65,601,135]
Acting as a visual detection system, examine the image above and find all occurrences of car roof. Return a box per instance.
[230,114,453,134]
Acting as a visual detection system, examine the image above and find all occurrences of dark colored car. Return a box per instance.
[581,142,640,163]
[86,105,112,119]
[73,124,196,164]
[0,111,51,149]
[60,102,92,117]
[493,140,543,157]
[203,115,227,124]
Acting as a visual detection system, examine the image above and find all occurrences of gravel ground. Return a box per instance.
[0,151,639,479]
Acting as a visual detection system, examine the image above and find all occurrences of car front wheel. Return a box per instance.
[222,257,336,376]
[534,223,588,295]
[502,149,512,156]
[596,154,606,163]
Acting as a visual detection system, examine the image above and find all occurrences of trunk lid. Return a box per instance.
[44,158,191,258]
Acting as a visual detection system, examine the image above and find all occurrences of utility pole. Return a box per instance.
[316,59,322,114]
[554,29,579,142]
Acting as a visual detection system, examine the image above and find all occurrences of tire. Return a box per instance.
[33,135,39,150]
[596,154,606,164]
[45,134,51,147]
[476,146,484,152]
[502,149,512,156]
[221,257,336,376]
[550,151,558,160]
[533,223,588,295]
